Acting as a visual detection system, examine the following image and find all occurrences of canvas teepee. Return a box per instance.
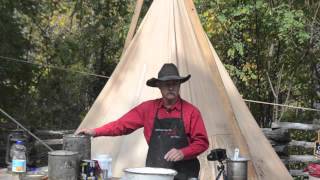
[77,0,292,179]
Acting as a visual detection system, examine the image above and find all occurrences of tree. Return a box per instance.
[0,0,135,129]
[195,0,319,126]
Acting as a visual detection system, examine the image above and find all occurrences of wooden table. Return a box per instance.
[0,168,120,180]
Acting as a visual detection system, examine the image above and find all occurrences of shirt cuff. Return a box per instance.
[180,148,195,160]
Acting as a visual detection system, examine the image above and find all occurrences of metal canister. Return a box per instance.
[80,160,101,180]
[63,134,91,160]
[226,158,249,180]
[48,150,79,180]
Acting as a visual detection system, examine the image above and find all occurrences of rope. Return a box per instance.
[1,56,319,112]
[244,99,320,112]
[0,55,110,79]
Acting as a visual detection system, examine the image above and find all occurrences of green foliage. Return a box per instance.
[288,145,314,155]
[195,0,320,125]
[289,129,317,141]
[287,161,308,170]
[0,0,134,129]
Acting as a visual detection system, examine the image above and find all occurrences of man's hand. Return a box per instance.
[164,148,184,162]
[76,128,96,136]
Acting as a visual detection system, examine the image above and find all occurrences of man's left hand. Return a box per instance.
[164,148,184,162]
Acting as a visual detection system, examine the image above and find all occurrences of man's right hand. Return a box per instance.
[76,128,96,136]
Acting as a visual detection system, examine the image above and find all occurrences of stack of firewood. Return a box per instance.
[263,122,320,178]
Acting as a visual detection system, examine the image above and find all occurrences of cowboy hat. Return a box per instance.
[146,63,191,87]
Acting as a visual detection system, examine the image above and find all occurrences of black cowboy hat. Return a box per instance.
[146,63,191,87]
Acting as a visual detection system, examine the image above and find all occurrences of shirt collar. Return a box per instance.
[158,96,182,112]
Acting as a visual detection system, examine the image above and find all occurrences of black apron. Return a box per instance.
[146,102,200,180]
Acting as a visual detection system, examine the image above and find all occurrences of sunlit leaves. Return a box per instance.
[225,62,257,85]
[195,0,319,124]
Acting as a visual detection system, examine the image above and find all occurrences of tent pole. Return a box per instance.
[122,0,144,54]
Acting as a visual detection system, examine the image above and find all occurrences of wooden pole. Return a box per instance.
[122,0,144,54]
[0,107,54,151]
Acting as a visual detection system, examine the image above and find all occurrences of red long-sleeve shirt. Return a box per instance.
[94,97,209,160]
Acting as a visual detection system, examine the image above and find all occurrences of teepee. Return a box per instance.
[77,0,292,179]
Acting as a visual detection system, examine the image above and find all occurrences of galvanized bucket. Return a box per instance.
[63,134,91,160]
[48,150,79,180]
[226,158,249,180]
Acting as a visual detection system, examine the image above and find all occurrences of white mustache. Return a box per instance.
[167,92,176,95]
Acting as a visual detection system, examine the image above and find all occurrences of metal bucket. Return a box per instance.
[48,150,79,180]
[121,167,177,180]
[63,134,91,160]
[226,158,248,180]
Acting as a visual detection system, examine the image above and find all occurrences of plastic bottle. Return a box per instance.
[11,140,27,178]
[95,154,112,179]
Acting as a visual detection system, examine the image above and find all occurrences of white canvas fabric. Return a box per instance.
[77,0,292,179]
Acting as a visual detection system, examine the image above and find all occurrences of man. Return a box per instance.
[78,63,209,180]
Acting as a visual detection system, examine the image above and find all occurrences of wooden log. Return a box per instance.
[282,155,318,163]
[287,140,314,155]
[35,130,74,136]
[267,139,277,146]
[262,128,291,142]
[273,144,288,156]
[289,140,315,148]
[289,169,308,177]
[34,138,63,146]
[269,141,315,156]
[272,122,320,131]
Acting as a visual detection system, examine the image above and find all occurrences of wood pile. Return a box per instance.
[263,122,320,178]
